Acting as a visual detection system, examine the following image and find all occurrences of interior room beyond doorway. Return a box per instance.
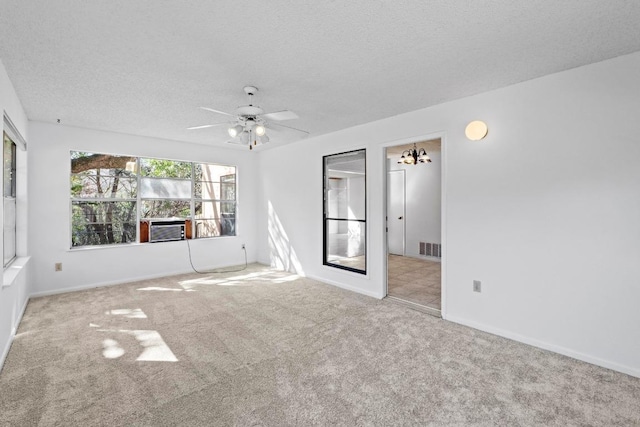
[386,138,442,312]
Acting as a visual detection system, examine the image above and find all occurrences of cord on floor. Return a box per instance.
[185,238,248,274]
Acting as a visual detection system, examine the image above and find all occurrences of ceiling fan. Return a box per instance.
[188,85,309,150]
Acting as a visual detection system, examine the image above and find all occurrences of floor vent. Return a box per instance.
[419,242,441,257]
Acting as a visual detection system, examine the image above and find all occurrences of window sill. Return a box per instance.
[67,236,238,252]
[3,256,30,288]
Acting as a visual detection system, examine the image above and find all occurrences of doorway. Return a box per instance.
[385,138,442,314]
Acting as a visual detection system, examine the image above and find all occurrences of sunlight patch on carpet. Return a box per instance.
[105,308,148,319]
[136,286,192,292]
[97,329,178,362]
[179,270,300,288]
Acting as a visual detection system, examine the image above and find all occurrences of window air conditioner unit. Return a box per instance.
[149,220,185,243]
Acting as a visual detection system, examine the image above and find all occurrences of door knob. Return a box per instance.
[398,216,403,220]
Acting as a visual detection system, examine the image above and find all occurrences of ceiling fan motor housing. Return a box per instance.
[243,85,258,96]
[236,105,264,116]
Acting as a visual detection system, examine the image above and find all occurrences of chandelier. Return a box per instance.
[398,143,431,165]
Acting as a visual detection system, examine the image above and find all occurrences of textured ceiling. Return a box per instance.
[1,1,639,151]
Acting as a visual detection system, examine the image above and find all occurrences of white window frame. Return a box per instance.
[3,114,26,269]
[70,151,238,248]
[3,132,17,267]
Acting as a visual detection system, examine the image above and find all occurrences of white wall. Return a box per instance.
[258,51,640,377]
[0,58,30,370]
[28,122,259,296]
[389,151,442,258]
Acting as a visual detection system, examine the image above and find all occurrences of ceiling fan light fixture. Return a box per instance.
[228,124,243,138]
[255,125,266,136]
[240,130,250,143]
[259,134,270,143]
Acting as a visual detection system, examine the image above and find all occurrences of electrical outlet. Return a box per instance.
[473,280,481,293]
[55,263,62,272]
[241,243,246,250]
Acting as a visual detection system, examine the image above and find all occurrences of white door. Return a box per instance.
[387,170,405,255]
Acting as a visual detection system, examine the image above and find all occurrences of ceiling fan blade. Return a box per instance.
[262,110,299,121]
[199,107,235,117]
[268,122,309,135]
[187,123,228,130]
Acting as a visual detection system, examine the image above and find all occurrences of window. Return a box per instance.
[140,158,192,221]
[70,152,237,247]
[323,149,366,274]
[194,163,237,237]
[3,132,17,266]
[70,152,137,246]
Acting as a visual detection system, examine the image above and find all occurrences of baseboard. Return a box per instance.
[1,295,30,374]
[11,296,29,336]
[0,335,11,374]
[401,253,441,263]
[306,274,385,300]
[446,314,640,379]
[30,263,250,298]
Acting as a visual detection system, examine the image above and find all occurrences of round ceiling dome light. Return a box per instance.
[465,120,488,141]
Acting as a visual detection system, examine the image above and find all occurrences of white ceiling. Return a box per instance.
[1,1,639,151]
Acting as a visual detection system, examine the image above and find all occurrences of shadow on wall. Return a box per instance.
[268,201,304,275]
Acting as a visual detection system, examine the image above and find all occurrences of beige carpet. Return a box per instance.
[1,263,639,426]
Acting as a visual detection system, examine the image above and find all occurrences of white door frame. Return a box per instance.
[381,132,447,319]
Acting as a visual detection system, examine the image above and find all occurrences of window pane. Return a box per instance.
[141,200,191,219]
[220,178,235,201]
[71,201,136,246]
[4,135,16,197]
[325,157,365,220]
[71,174,137,198]
[4,133,16,266]
[195,218,235,238]
[70,152,137,199]
[3,198,16,266]
[194,164,235,182]
[194,201,236,238]
[323,149,366,274]
[195,181,220,199]
[325,219,366,271]
[140,158,192,178]
[325,150,365,172]
[195,201,236,218]
[71,152,136,176]
[194,181,236,200]
[140,177,191,199]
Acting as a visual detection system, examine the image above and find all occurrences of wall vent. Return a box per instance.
[419,242,441,258]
